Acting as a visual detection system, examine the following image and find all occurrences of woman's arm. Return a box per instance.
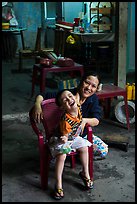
[82,94,102,127]
[31,91,58,123]
[82,117,100,127]
[32,95,44,123]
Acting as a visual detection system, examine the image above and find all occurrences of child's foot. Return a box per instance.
[53,186,64,200]
[79,171,93,189]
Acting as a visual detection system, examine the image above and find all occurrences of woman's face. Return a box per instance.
[80,75,99,98]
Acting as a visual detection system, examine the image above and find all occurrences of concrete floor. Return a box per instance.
[2,58,135,202]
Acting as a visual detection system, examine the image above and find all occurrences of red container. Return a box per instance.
[40,58,53,68]
[57,58,74,67]
[74,18,80,26]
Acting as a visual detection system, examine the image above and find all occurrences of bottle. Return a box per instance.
[127,83,132,100]
[126,82,130,89]
[60,143,72,154]
[132,83,135,100]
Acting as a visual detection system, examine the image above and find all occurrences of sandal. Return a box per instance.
[53,187,64,200]
[79,171,93,189]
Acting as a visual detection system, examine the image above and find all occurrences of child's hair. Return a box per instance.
[55,89,72,107]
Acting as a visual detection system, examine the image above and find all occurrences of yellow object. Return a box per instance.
[132,83,135,100]
[126,83,130,89]
[127,83,132,100]
[66,35,75,44]
[2,23,10,30]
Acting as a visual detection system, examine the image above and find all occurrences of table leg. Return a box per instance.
[20,30,25,50]
[124,95,130,130]
[31,65,38,97]
[19,51,23,71]
[80,68,84,76]
[103,98,111,118]
[40,69,47,93]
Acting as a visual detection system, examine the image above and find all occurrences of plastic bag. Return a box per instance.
[66,35,76,44]
[93,135,108,158]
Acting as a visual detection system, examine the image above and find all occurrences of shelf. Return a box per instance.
[55,23,73,30]
[89,2,113,33]
[99,7,112,14]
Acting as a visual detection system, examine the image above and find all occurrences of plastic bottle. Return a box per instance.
[127,83,132,100]
[126,82,130,89]
[60,143,72,154]
[132,83,135,100]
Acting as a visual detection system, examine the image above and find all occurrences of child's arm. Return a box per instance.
[59,120,72,143]
[81,120,86,133]
[60,134,69,143]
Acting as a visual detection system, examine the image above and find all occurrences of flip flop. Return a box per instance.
[53,187,64,200]
[79,171,93,189]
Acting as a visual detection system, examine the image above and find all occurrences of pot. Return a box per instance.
[40,58,53,68]
[57,57,74,67]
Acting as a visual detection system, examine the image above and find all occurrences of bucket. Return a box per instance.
[74,18,80,26]
[114,100,135,124]
[97,45,109,59]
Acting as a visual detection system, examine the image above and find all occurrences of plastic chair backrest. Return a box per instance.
[41,98,64,141]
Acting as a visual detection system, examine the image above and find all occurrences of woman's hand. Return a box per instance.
[32,95,44,123]
[32,103,43,123]
[82,117,99,127]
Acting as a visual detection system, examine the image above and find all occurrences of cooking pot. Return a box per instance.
[57,57,74,67]
[40,58,53,68]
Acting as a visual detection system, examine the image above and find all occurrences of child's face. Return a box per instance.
[60,90,77,112]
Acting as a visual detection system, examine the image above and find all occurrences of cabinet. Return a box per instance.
[89,2,113,33]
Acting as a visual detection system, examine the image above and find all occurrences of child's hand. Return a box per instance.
[60,135,68,143]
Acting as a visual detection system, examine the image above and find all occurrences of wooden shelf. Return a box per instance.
[89,2,113,33]
[55,23,73,30]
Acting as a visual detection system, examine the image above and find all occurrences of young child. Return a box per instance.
[49,89,93,200]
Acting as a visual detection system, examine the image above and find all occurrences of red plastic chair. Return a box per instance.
[29,98,93,190]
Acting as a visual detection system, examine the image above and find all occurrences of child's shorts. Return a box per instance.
[49,136,92,158]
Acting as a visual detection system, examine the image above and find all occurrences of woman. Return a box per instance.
[32,71,102,130]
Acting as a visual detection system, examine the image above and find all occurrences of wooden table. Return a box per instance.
[31,62,84,97]
[96,84,130,130]
[2,27,27,61]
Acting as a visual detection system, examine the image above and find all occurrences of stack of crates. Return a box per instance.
[58,78,80,90]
